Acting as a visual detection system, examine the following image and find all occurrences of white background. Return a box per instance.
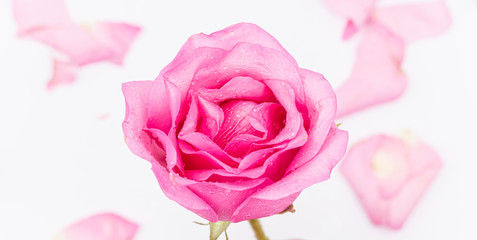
[0,0,476,239]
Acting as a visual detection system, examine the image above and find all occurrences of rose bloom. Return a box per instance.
[122,23,348,222]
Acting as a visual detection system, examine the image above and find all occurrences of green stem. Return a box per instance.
[248,219,269,240]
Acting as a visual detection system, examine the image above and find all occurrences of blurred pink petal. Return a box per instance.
[375,1,452,44]
[12,0,141,88]
[340,133,443,229]
[12,0,73,35]
[322,0,377,28]
[47,59,78,90]
[92,22,142,65]
[55,213,138,240]
[325,0,452,116]
[342,20,359,40]
[336,22,407,118]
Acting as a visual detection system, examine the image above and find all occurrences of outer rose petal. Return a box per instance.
[231,127,348,222]
[187,177,273,221]
[55,213,138,240]
[151,160,218,222]
[193,43,305,104]
[122,81,164,163]
[162,23,298,75]
[286,68,337,173]
[336,22,407,118]
[340,134,443,229]
[375,1,452,44]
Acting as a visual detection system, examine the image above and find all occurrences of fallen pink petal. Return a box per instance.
[55,213,139,240]
[374,1,452,44]
[322,0,377,30]
[324,0,452,117]
[336,22,407,118]
[340,133,443,229]
[12,0,141,88]
[48,58,78,90]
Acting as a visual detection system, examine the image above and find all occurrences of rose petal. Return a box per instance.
[179,132,239,170]
[198,76,276,103]
[375,1,452,44]
[159,47,229,123]
[151,160,218,222]
[122,81,165,163]
[256,79,303,147]
[286,69,337,174]
[340,134,443,229]
[185,126,308,182]
[13,0,140,67]
[162,22,298,75]
[55,213,138,240]
[223,134,264,158]
[247,102,286,138]
[387,159,441,229]
[21,25,114,66]
[214,100,261,149]
[178,97,239,169]
[231,127,348,222]
[342,20,360,40]
[336,22,407,118]
[92,22,141,65]
[197,96,225,139]
[47,58,78,90]
[12,0,73,35]
[322,0,377,29]
[187,177,273,221]
[193,43,305,104]
[147,77,179,134]
[146,128,184,175]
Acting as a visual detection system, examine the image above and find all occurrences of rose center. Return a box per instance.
[213,100,263,151]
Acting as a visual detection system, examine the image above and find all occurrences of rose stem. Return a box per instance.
[248,219,269,240]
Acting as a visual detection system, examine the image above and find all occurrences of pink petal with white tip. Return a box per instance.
[340,134,443,229]
[55,213,138,240]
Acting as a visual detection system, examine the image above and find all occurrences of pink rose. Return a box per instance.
[122,23,348,222]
